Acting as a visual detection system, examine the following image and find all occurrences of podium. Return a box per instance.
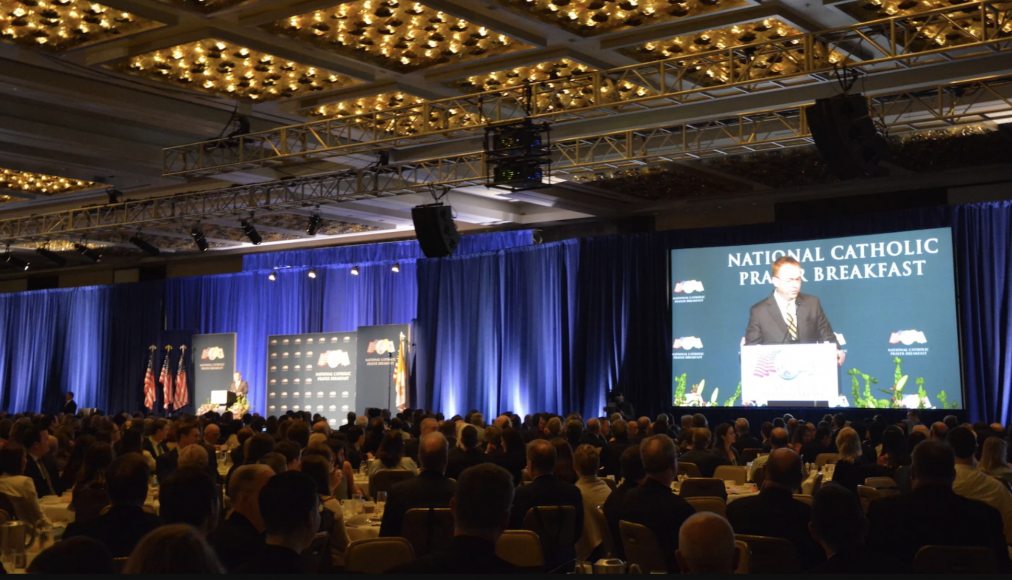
[210,390,237,408]
[741,343,838,407]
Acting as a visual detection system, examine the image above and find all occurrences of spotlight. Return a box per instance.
[391,263,400,273]
[35,247,67,267]
[129,234,160,256]
[190,226,209,252]
[350,265,360,276]
[307,269,317,279]
[306,214,323,236]
[4,251,29,271]
[268,271,277,281]
[73,243,101,263]
[241,219,262,245]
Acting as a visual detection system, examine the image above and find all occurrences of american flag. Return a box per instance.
[143,346,157,411]
[160,346,174,411]
[393,332,408,410]
[174,345,189,410]
[753,351,778,378]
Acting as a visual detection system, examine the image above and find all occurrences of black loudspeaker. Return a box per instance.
[806,94,889,180]
[412,204,459,258]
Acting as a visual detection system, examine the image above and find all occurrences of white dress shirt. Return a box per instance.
[954,463,1012,545]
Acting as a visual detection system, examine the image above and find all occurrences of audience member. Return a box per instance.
[867,439,1009,569]
[63,453,161,557]
[615,434,695,572]
[726,447,824,569]
[380,431,456,537]
[0,443,52,527]
[124,524,225,574]
[155,422,201,483]
[979,436,1012,488]
[675,512,737,574]
[446,424,484,480]
[678,427,727,477]
[20,424,62,497]
[808,483,901,573]
[235,471,320,573]
[26,536,114,574]
[69,442,113,523]
[948,426,1012,545]
[573,444,612,561]
[209,464,273,572]
[602,445,645,560]
[551,437,578,484]
[159,467,219,536]
[299,453,351,569]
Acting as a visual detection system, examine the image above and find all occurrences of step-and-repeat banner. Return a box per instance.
[266,332,357,422]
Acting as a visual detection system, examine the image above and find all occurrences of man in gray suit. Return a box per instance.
[231,371,249,397]
[744,256,845,366]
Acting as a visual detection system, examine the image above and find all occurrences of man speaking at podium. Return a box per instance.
[744,256,845,367]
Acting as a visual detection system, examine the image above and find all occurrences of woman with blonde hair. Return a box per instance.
[123,524,225,574]
[978,436,1012,488]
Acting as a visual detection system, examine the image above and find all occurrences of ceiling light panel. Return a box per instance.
[118,38,357,100]
[168,0,250,13]
[308,91,427,118]
[0,0,160,50]
[624,19,847,85]
[273,1,530,72]
[0,167,99,196]
[498,0,746,36]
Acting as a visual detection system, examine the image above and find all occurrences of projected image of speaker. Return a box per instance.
[806,94,889,180]
[412,204,459,258]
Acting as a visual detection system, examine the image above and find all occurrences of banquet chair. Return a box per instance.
[401,507,454,558]
[677,462,702,478]
[618,520,668,573]
[856,485,881,514]
[369,470,414,497]
[912,545,997,573]
[679,478,727,501]
[301,532,331,573]
[733,539,750,574]
[0,492,15,523]
[814,453,840,468]
[522,505,576,572]
[575,504,613,561]
[863,476,899,491]
[344,537,415,574]
[495,530,545,571]
[685,496,727,517]
[714,465,748,484]
[734,534,801,573]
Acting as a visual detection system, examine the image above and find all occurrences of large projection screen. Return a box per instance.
[670,227,963,410]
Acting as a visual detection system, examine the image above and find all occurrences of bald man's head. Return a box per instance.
[676,512,737,574]
[418,431,448,474]
[526,439,556,476]
[769,427,789,449]
[764,448,802,491]
[640,434,677,476]
[419,417,439,436]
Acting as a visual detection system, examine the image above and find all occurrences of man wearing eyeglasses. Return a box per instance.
[744,256,845,367]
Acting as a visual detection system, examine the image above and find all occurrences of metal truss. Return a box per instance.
[6,75,1012,244]
[163,1,1012,176]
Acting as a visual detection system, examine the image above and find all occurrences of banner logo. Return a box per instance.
[673,337,703,350]
[674,280,705,294]
[318,349,352,368]
[673,280,706,304]
[367,338,396,355]
[200,346,225,361]
[889,330,927,345]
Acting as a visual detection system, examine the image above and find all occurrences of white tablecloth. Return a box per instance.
[40,487,159,524]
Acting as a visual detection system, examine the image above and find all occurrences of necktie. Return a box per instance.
[786,302,798,342]
[36,459,56,496]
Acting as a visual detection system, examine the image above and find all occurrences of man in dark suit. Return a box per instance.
[231,371,249,397]
[744,256,845,366]
[403,417,438,464]
[235,471,320,574]
[866,440,1009,570]
[380,432,456,537]
[446,425,485,480]
[20,425,63,497]
[509,438,584,571]
[678,427,728,478]
[615,434,696,573]
[156,422,202,484]
[395,463,518,573]
[726,448,825,569]
[62,392,77,415]
[63,454,161,557]
[732,418,762,454]
[209,464,274,572]
[143,418,169,459]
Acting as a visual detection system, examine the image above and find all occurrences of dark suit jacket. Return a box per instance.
[155,448,179,484]
[601,482,637,559]
[509,473,584,570]
[394,535,518,573]
[25,454,63,497]
[733,434,763,454]
[678,449,729,478]
[143,438,167,459]
[62,400,78,415]
[744,293,837,345]
[866,484,1010,570]
[235,544,306,574]
[379,470,456,537]
[445,447,485,480]
[209,512,266,572]
[726,486,825,569]
[63,505,162,557]
[616,478,696,572]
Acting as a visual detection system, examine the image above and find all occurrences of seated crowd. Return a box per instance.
[0,406,1008,574]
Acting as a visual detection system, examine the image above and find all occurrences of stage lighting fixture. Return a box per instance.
[306,213,323,236]
[484,118,551,192]
[391,262,400,273]
[4,251,29,271]
[190,226,209,252]
[350,265,360,276]
[35,247,67,267]
[107,189,123,204]
[129,234,160,256]
[307,269,317,279]
[73,243,101,263]
[241,219,262,245]
[268,271,277,281]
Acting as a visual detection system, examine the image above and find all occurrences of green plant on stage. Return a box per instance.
[877,356,909,408]
[916,377,929,409]
[848,368,882,408]
[937,390,959,410]
[723,383,742,407]
[673,372,687,406]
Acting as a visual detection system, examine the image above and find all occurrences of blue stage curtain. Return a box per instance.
[320,262,418,332]
[105,282,166,414]
[242,230,533,270]
[953,201,1012,424]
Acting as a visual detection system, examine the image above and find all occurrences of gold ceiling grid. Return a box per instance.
[272,0,530,73]
[497,0,747,35]
[0,167,99,196]
[119,38,358,100]
[0,0,159,50]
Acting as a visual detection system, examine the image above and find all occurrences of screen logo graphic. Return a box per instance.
[889,330,927,345]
